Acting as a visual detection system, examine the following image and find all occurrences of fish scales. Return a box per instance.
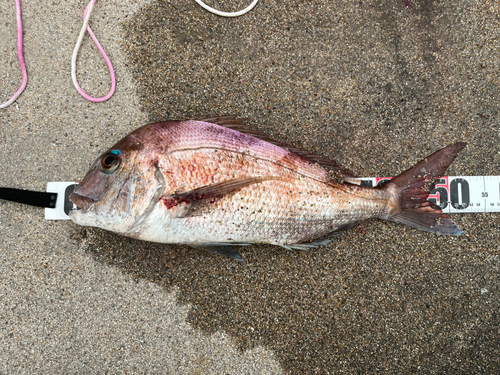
[70,117,465,259]
[123,121,387,244]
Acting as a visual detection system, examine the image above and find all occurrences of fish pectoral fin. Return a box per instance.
[164,176,277,218]
[187,243,244,261]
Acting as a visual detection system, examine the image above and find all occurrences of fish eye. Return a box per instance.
[100,152,121,174]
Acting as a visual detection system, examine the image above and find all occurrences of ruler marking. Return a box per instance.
[458,181,463,207]
[484,176,486,213]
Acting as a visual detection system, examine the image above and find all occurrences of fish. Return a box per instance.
[69,116,466,261]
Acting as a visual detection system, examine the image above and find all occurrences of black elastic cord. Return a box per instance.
[0,188,57,208]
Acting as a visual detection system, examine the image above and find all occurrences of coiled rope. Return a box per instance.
[1,0,258,108]
[0,0,27,109]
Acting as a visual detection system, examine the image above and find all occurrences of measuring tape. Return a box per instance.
[360,176,500,214]
[43,177,500,220]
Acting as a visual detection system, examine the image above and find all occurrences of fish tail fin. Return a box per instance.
[380,142,466,235]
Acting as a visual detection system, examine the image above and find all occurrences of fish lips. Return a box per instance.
[70,192,96,213]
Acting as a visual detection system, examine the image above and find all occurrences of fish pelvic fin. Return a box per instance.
[381,142,466,235]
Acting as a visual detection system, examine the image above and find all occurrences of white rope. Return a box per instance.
[194,0,259,17]
[71,0,116,102]
[71,0,95,97]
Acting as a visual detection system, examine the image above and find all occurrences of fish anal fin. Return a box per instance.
[163,176,276,217]
[288,223,355,250]
[187,243,243,261]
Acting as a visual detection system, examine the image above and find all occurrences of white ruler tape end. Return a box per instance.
[45,182,78,220]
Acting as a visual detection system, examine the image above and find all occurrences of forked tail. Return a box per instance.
[380,142,466,235]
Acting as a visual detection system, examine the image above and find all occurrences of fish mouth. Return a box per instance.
[70,193,96,213]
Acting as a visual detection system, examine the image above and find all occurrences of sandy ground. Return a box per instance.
[1,0,499,373]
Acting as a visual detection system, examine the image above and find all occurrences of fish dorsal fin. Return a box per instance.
[163,176,277,218]
[194,115,250,127]
[195,115,357,181]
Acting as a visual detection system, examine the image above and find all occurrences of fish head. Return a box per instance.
[69,134,164,234]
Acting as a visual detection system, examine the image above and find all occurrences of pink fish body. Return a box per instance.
[70,117,465,260]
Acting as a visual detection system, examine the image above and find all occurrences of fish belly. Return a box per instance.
[129,178,388,246]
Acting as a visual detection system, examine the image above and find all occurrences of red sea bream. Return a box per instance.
[69,116,465,260]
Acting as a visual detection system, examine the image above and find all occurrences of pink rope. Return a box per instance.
[71,0,116,102]
[0,0,28,109]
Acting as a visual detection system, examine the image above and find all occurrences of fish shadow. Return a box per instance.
[73,217,500,374]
